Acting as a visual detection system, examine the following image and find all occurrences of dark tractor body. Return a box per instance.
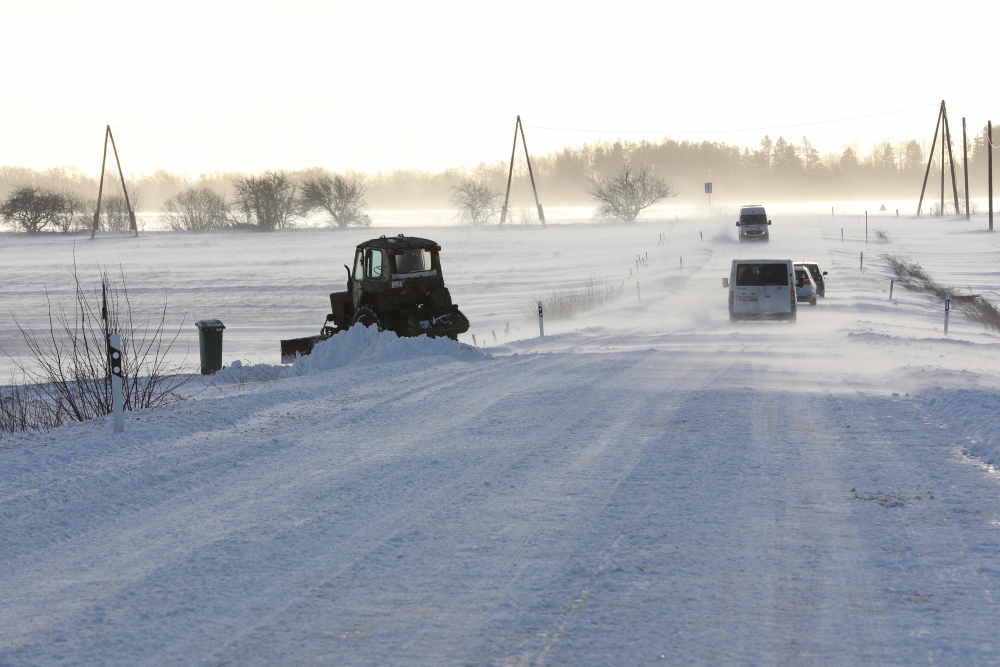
[280,235,470,362]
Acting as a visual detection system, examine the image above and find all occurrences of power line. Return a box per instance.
[523,103,940,136]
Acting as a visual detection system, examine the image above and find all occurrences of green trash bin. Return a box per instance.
[195,319,226,374]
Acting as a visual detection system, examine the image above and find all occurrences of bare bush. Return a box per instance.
[231,171,297,231]
[451,177,502,226]
[53,190,88,234]
[298,173,372,228]
[1,264,191,436]
[587,163,676,222]
[163,187,229,232]
[873,228,891,242]
[521,278,621,321]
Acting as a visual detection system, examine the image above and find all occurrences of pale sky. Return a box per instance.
[0,0,995,176]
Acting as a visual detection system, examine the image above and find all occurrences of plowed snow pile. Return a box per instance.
[294,324,489,373]
[208,325,490,385]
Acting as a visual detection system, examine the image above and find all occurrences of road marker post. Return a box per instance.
[944,294,951,335]
[537,301,544,337]
[109,333,124,434]
[889,279,894,301]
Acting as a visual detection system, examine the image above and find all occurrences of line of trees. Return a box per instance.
[2,124,998,231]
[1,170,373,234]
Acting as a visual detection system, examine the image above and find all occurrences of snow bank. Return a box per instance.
[209,325,488,386]
[922,386,1000,466]
[293,324,489,374]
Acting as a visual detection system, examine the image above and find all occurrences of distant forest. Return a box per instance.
[1,126,997,215]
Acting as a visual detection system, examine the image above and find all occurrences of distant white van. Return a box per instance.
[737,205,771,242]
[722,259,796,322]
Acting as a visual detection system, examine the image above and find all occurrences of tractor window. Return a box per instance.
[394,249,432,274]
[353,250,364,280]
[365,249,384,279]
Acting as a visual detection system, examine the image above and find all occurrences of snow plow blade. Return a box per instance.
[280,335,328,364]
[405,306,470,338]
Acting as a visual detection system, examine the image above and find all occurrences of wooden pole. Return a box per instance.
[91,126,110,239]
[963,117,970,219]
[990,120,994,231]
[517,119,545,226]
[499,117,519,228]
[941,108,945,217]
[106,127,138,237]
[917,102,944,217]
[942,105,960,215]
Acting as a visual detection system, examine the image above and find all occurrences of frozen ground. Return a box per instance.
[3,211,1000,665]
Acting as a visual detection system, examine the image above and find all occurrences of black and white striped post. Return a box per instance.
[108,334,124,434]
[537,301,544,337]
[944,294,951,335]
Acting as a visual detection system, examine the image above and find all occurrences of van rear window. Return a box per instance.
[735,264,789,287]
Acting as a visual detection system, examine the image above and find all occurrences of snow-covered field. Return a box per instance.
[4,211,1000,665]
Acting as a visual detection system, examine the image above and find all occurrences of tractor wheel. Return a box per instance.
[352,305,386,332]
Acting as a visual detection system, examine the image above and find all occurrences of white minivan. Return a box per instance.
[737,205,771,242]
[723,259,796,322]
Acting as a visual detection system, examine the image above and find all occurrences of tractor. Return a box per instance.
[280,235,471,362]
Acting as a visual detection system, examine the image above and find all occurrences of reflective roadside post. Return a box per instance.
[109,333,124,434]
[889,279,894,301]
[944,294,951,335]
[537,301,544,337]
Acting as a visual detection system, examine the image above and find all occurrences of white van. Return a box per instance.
[722,259,796,322]
[737,205,771,242]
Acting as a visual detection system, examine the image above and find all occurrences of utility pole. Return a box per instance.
[963,117,970,219]
[499,116,545,228]
[91,125,138,238]
[917,101,960,218]
[990,121,994,232]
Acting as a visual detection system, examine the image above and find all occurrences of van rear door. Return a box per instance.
[733,263,762,314]
[760,262,792,314]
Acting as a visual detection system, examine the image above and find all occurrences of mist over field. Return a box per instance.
[1,124,998,219]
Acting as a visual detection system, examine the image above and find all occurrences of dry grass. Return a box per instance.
[522,278,621,321]
[884,254,1000,331]
[1,263,191,437]
[873,228,891,242]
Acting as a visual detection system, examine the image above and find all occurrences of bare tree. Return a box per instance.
[450,177,502,225]
[587,164,676,222]
[298,173,372,228]
[163,187,229,232]
[53,190,87,234]
[231,171,297,231]
[0,185,65,234]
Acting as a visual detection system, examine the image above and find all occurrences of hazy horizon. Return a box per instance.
[1,0,997,176]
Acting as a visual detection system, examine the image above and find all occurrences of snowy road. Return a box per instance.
[4,339,1000,665]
